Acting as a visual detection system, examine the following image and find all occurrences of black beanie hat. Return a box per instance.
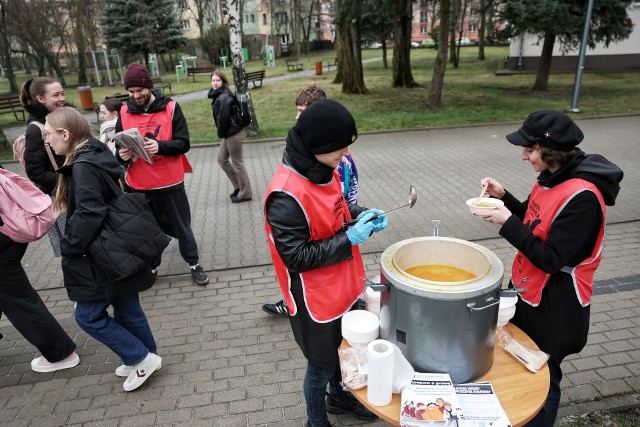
[124,63,153,89]
[506,110,584,151]
[294,99,357,154]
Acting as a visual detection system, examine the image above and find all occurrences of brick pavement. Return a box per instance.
[0,115,638,426]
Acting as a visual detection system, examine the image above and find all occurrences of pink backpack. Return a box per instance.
[0,168,55,243]
[13,121,55,173]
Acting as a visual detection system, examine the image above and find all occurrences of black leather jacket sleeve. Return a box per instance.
[265,191,357,273]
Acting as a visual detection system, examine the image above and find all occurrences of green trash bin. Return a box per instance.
[243,48,248,61]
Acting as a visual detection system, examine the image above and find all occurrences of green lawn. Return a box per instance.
[3,47,640,147]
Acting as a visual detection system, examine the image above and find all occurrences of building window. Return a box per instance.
[177,0,186,10]
[251,14,255,23]
[181,20,190,30]
[469,23,477,33]
[221,0,228,16]
[470,8,478,17]
[315,19,319,29]
[275,12,288,24]
[420,26,427,35]
[420,11,428,24]
[205,17,213,26]
[263,13,267,25]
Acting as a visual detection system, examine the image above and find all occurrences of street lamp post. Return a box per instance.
[567,0,595,113]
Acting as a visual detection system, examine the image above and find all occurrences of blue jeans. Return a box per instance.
[75,293,156,366]
[303,360,350,427]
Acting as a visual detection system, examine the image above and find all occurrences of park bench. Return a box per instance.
[245,70,266,88]
[285,57,304,71]
[186,66,216,81]
[151,77,172,94]
[326,58,338,71]
[0,93,26,121]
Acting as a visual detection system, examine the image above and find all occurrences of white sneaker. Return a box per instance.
[116,359,162,377]
[31,352,80,373]
[123,353,162,392]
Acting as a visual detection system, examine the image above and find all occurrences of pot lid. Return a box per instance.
[380,236,504,300]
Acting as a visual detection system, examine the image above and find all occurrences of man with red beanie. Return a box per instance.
[116,63,208,286]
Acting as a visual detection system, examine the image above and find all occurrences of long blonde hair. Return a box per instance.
[50,107,94,213]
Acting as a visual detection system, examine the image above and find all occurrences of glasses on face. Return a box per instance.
[43,129,64,140]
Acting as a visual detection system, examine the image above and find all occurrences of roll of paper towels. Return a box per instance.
[367,339,394,406]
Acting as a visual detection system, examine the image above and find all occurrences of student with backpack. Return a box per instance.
[19,77,69,256]
[48,107,161,392]
[208,70,253,203]
[0,165,79,373]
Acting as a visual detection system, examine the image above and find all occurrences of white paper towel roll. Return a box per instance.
[367,339,394,406]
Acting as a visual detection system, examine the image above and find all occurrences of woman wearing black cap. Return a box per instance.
[475,110,623,426]
[263,99,388,427]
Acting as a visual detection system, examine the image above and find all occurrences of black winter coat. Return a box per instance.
[59,139,155,302]
[501,148,623,362]
[207,87,243,139]
[23,103,65,195]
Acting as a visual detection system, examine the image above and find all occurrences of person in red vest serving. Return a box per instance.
[263,99,388,427]
[474,110,623,427]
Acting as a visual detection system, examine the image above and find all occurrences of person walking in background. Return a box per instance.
[264,99,388,427]
[262,85,360,317]
[98,97,122,154]
[473,110,623,426]
[19,77,66,194]
[208,70,253,203]
[48,107,161,392]
[116,63,208,286]
[19,77,69,257]
[0,163,80,373]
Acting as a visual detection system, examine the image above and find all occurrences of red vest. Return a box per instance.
[264,164,365,323]
[512,178,606,307]
[120,101,190,190]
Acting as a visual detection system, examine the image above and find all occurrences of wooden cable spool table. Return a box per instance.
[341,323,549,427]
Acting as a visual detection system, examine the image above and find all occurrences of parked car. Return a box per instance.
[421,39,436,48]
[410,41,420,48]
[456,37,472,46]
[368,42,383,49]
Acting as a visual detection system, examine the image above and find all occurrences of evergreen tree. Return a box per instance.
[101,0,186,66]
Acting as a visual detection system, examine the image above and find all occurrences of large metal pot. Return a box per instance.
[377,236,504,384]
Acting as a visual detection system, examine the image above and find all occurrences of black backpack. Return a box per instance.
[234,92,252,127]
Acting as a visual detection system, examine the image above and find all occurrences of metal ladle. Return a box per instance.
[343,186,417,228]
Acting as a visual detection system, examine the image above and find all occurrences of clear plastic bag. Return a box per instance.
[497,326,549,373]
[338,343,369,390]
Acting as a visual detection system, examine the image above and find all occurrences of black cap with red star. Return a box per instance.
[506,110,584,151]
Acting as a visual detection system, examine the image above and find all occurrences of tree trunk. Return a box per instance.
[292,0,301,57]
[382,41,388,69]
[228,0,259,135]
[44,51,65,86]
[392,0,417,88]
[0,12,17,92]
[0,127,8,152]
[74,0,87,85]
[533,33,555,91]
[335,0,368,94]
[478,0,487,61]
[428,0,451,108]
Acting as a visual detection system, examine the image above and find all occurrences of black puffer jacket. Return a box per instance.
[59,139,154,302]
[265,129,367,367]
[23,103,65,195]
[501,148,623,362]
[207,87,243,139]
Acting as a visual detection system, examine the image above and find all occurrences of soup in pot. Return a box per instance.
[404,264,476,282]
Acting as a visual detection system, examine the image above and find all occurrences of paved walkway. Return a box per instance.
[0,106,638,424]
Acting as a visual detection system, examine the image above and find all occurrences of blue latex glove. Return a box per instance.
[368,209,389,233]
[346,211,376,245]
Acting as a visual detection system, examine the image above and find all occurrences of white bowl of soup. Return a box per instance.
[466,197,504,214]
